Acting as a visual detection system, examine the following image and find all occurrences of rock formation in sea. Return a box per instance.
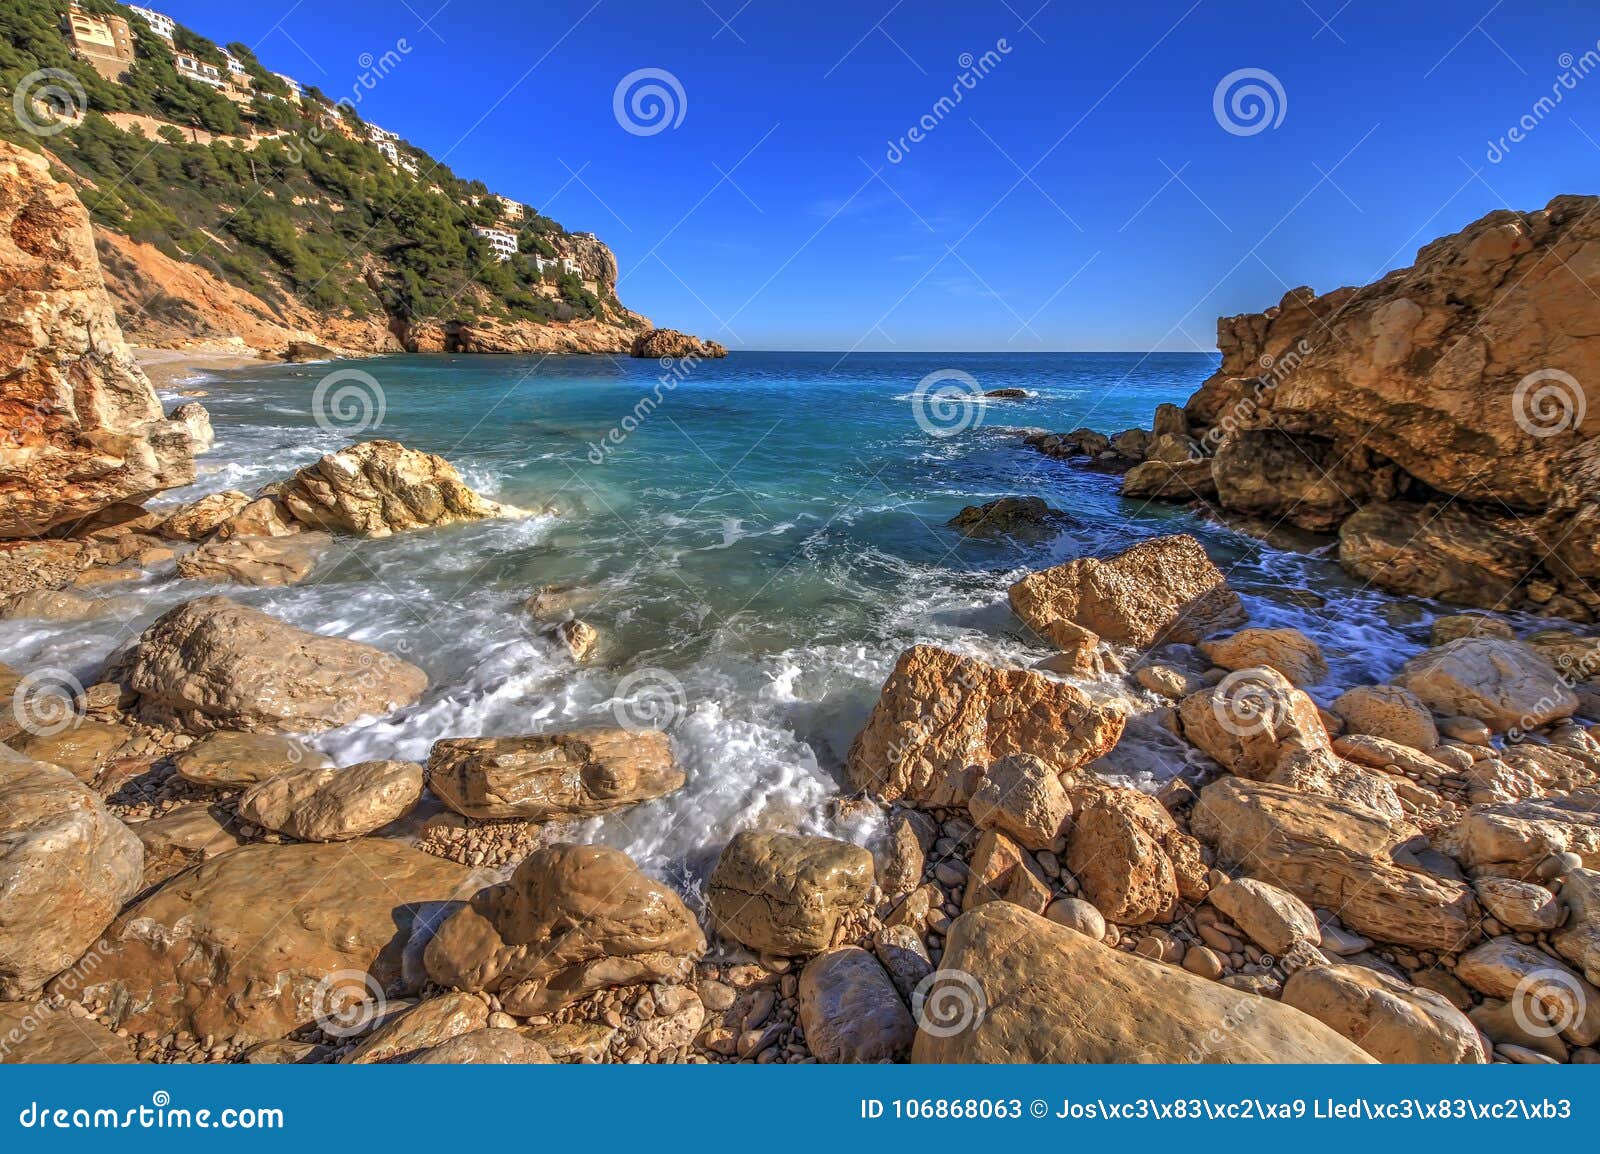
[0,141,194,537]
[1109,197,1600,620]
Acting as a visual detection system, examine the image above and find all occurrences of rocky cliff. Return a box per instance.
[0,141,193,537]
[1122,195,1600,622]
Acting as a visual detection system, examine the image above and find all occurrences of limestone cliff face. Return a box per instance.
[1145,195,1600,621]
[0,141,193,538]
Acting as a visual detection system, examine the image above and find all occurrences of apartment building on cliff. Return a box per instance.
[470,226,519,262]
[126,5,174,39]
[59,2,135,80]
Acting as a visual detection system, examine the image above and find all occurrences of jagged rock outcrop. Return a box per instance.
[0,142,194,537]
[276,440,527,538]
[630,328,729,360]
[1127,196,1600,620]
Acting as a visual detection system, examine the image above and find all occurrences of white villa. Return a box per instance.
[366,123,399,144]
[127,5,174,40]
[272,72,302,99]
[471,226,518,262]
[493,195,524,221]
[374,139,400,165]
[174,53,223,88]
[533,254,581,277]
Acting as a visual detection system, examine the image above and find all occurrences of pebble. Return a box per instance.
[1537,852,1584,880]
[1182,945,1225,980]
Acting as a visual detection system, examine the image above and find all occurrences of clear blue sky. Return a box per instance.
[159,0,1599,350]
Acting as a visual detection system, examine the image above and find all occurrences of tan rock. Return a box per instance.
[1439,794,1600,876]
[0,753,143,999]
[1192,777,1482,953]
[345,991,488,1063]
[1008,534,1246,649]
[707,831,874,954]
[424,844,705,1015]
[131,802,246,887]
[630,328,728,359]
[62,839,471,1042]
[239,760,423,842]
[277,440,527,538]
[1339,503,1540,611]
[126,596,428,733]
[1432,613,1516,646]
[1455,938,1600,1046]
[1394,637,1576,733]
[426,729,683,820]
[1333,733,1452,782]
[1133,663,1201,700]
[1552,868,1600,984]
[798,947,916,1063]
[878,809,936,897]
[1199,628,1328,686]
[409,1029,553,1064]
[214,496,298,540]
[172,730,332,787]
[1330,684,1440,750]
[1208,877,1319,957]
[1176,665,1330,779]
[844,645,1124,807]
[1067,785,1208,925]
[158,490,250,541]
[1044,896,1106,939]
[0,1002,134,1064]
[912,902,1373,1063]
[964,829,1052,914]
[966,753,1071,849]
[1281,963,1487,1063]
[175,532,331,586]
[10,719,134,784]
[0,142,193,538]
[1474,876,1564,933]
[551,618,598,661]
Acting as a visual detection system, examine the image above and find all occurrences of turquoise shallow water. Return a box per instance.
[2,351,1443,883]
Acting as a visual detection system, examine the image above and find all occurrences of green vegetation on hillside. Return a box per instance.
[0,0,632,329]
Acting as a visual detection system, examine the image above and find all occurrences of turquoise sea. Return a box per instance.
[3,351,1444,884]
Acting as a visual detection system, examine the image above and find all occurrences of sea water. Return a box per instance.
[1,351,1444,891]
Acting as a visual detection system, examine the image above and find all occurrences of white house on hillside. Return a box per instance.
[127,5,174,39]
[471,226,518,262]
[174,54,223,88]
[533,254,582,277]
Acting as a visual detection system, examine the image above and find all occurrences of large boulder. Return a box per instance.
[238,760,424,842]
[1455,938,1600,1046]
[629,328,728,359]
[125,596,428,733]
[158,490,251,541]
[0,142,194,538]
[1119,457,1218,500]
[344,991,487,1064]
[1394,637,1577,733]
[1176,665,1331,780]
[1198,627,1328,686]
[424,844,705,1015]
[1553,868,1600,985]
[1207,877,1319,957]
[276,440,527,538]
[1066,784,1209,924]
[966,753,1071,849]
[171,730,331,788]
[1192,777,1482,952]
[707,831,874,955]
[1338,502,1542,610]
[425,729,683,820]
[844,645,1124,806]
[63,839,473,1042]
[1008,534,1246,649]
[1330,684,1440,751]
[912,902,1372,1063]
[1438,793,1600,876]
[1281,963,1487,1063]
[0,753,143,999]
[798,947,916,1063]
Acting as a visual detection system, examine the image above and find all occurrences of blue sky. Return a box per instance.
[158,0,1599,350]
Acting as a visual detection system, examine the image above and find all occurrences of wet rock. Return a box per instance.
[126,596,428,733]
[345,991,488,1063]
[175,532,331,586]
[157,491,252,541]
[1008,534,1246,649]
[172,730,331,787]
[1339,503,1540,611]
[1198,627,1328,687]
[707,831,874,955]
[946,497,1070,540]
[426,729,683,820]
[0,1002,134,1064]
[424,843,704,1015]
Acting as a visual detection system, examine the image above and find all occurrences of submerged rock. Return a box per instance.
[946,496,1070,539]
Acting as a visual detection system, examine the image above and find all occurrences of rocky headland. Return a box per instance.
[2,141,1598,1069]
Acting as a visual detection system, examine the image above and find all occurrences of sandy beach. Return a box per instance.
[134,346,274,391]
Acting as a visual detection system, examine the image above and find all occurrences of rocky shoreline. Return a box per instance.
[3,139,1599,1067]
